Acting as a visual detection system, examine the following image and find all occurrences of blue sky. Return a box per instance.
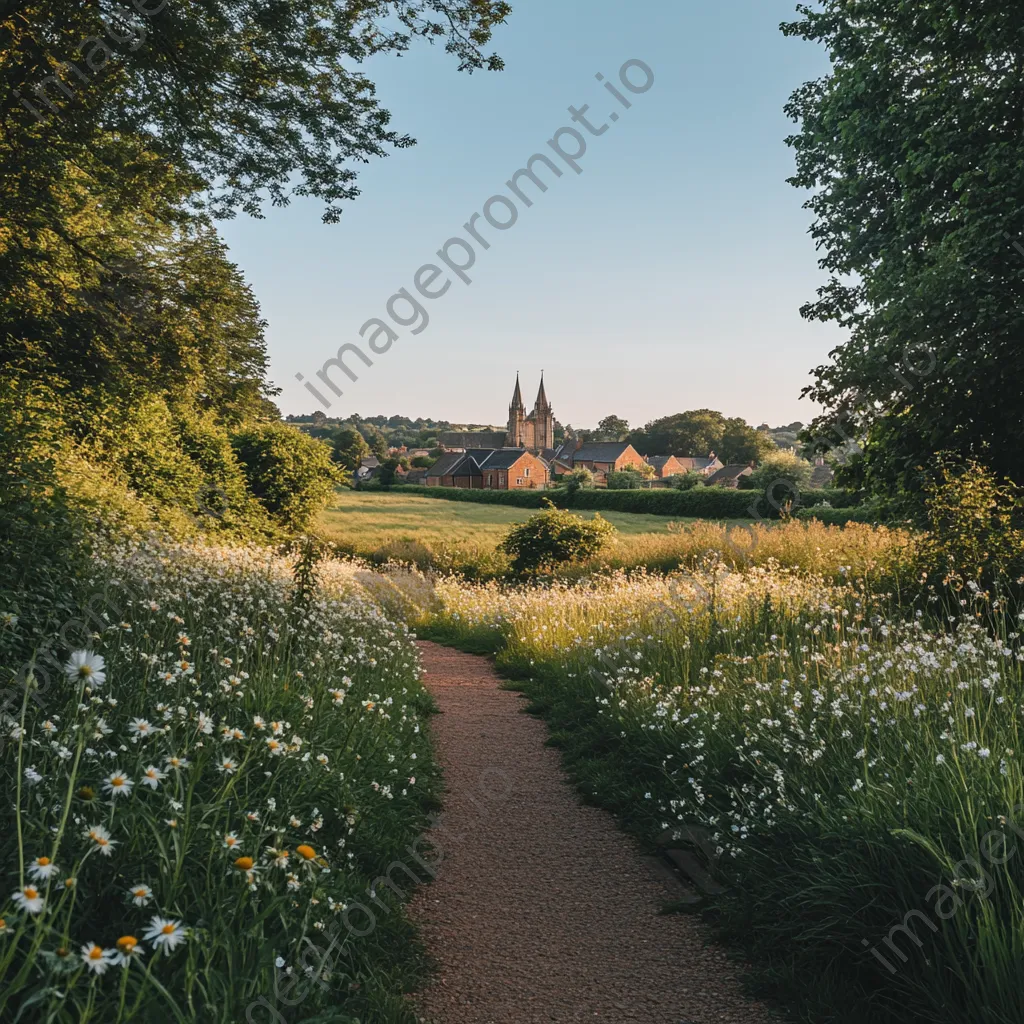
[218,0,839,431]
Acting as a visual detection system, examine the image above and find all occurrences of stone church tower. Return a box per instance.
[505,373,554,450]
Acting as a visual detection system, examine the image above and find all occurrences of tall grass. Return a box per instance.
[0,537,439,1023]
[414,561,1024,1024]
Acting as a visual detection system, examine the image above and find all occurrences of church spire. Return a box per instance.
[510,371,524,410]
[535,370,549,410]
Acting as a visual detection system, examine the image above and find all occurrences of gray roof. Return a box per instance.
[705,464,753,486]
[572,442,637,463]
[360,456,381,469]
[438,430,507,449]
[427,452,468,478]
[470,448,532,470]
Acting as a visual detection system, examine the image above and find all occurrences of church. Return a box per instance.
[438,373,558,453]
[505,372,554,450]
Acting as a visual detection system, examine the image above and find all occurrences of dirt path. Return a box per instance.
[408,641,775,1024]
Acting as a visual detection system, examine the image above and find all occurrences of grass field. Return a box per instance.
[320,489,699,549]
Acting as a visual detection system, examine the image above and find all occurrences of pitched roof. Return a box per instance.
[705,464,753,486]
[645,455,679,470]
[572,442,636,463]
[469,448,532,470]
[427,452,468,478]
[360,456,380,469]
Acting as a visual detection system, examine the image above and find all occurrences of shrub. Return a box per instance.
[748,450,813,500]
[667,471,704,490]
[606,470,646,490]
[920,456,1024,590]
[232,422,341,531]
[500,500,615,576]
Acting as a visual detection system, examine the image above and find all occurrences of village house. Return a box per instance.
[425,448,549,490]
[705,464,754,488]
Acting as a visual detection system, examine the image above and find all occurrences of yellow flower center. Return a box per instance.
[117,936,137,952]
[23,887,38,900]
[296,845,316,861]
[133,888,147,898]
[88,946,103,960]
[111,776,125,787]
[161,924,175,936]
[234,856,254,871]
[37,857,50,867]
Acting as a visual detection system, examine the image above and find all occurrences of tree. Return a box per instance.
[784,3,1024,495]
[360,424,389,460]
[628,410,770,462]
[719,417,776,464]
[748,450,813,495]
[560,466,594,495]
[332,426,370,471]
[500,500,615,577]
[594,415,629,441]
[378,456,403,486]
[232,423,341,531]
[3,1,510,230]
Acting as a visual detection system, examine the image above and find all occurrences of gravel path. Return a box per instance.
[408,641,775,1024]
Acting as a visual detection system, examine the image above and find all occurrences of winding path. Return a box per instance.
[408,641,775,1024]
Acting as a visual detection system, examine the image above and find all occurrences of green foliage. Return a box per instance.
[331,425,371,471]
[785,2,1024,494]
[920,456,1024,590]
[378,456,403,486]
[559,466,594,495]
[3,1,510,225]
[667,471,705,491]
[500,500,615,576]
[389,483,782,518]
[606,469,647,490]
[594,414,630,441]
[748,450,814,495]
[232,423,342,532]
[629,409,775,463]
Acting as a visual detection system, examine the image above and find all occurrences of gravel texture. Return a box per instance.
[408,641,775,1024]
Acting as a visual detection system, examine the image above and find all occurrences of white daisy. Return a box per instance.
[128,884,153,907]
[81,943,115,974]
[129,718,153,740]
[114,935,146,966]
[85,824,118,857]
[217,757,238,775]
[143,916,187,952]
[65,651,106,687]
[103,771,133,798]
[28,856,58,881]
[12,885,45,914]
[141,766,166,789]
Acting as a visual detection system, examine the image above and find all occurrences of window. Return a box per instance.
[525,467,531,478]
[516,478,523,485]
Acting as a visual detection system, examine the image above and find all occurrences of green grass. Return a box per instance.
[320,489,743,551]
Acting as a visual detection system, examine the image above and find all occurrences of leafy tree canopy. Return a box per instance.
[784,2,1024,495]
[3,0,511,225]
[629,409,774,463]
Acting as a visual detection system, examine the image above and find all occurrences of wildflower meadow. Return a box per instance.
[0,536,438,1023]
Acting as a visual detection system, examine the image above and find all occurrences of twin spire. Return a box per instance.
[507,372,553,450]
[510,371,548,412]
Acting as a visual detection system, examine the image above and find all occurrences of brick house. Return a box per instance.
[645,454,724,479]
[425,448,549,490]
[569,442,647,477]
